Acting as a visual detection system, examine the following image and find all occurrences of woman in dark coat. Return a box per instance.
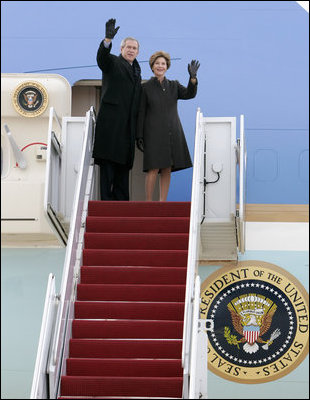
[136,51,200,201]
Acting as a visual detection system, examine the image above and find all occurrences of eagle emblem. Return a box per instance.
[22,90,39,109]
[225,293,281,354]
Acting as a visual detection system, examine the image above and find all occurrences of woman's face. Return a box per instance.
[152,57,167,79]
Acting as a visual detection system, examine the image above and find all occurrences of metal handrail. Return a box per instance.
[30,274,57,399]
[46,107,96,398]
[183,110,246,398]
[182,108,204,398]
[188,275,201,398]
[48,106,62,133]
[238,114,246,253]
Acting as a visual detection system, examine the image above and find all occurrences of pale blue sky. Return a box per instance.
[1,1,308,203]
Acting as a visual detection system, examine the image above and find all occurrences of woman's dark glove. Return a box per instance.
[136,138,144,152]
[188,60,200,79]
[105,18,120,39]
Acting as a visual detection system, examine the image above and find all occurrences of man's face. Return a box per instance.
[121,40,139,63]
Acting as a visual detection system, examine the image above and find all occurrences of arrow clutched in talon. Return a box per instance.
[262,328,281,350]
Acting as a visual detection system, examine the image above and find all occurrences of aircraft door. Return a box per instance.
[1,73,71,246]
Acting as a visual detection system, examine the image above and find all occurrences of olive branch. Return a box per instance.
[224,326,240,349]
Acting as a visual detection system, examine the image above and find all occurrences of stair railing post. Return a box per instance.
[182,108,204,398]
[30,274,57,399]
[189,276,200,398]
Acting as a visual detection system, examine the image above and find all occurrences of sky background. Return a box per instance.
[1,1,309,203]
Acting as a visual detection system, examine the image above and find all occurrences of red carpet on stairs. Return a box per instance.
[59,201,190,399]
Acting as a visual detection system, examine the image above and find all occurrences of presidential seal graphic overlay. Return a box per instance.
[13,81,48,117]
[200,261,309,384]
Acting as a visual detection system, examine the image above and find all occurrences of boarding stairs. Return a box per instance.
[60,200,190,398]
[30,107,246,399]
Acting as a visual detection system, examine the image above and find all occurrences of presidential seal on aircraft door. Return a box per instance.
[200,261,309,383]
[12,81,48,117]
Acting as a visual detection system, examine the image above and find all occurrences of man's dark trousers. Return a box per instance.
[99,160,129,200]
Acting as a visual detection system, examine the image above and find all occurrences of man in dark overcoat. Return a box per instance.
[93,19,141,200]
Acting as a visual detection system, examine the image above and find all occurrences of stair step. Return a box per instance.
[86,217,190,233]
[74,301,185,320]
[77,284,186,302]
[72,320,183,339]
[80,266,187,284]
[69,339,182,358]
[88,201,190,217]
[60,376,183,398]
[82,249,188,267]
[66,358,183,377]
[84,232,189,250]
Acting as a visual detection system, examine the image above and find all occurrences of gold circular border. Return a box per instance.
[12,81,48,117]
[200,260,309,384]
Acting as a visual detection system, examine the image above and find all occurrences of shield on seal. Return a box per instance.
[243,325,260,344]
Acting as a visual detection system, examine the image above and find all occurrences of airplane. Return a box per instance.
[1,1,308,398]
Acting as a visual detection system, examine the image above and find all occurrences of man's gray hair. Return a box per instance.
[121,37,140,49]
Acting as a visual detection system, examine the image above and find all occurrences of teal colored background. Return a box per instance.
[1,248,66,399]
[1,249,308,398]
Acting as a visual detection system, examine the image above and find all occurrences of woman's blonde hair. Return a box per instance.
[149,51,171,70]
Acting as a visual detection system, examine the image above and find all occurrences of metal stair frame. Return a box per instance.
[31,106,245,399]
[30,106,97,399]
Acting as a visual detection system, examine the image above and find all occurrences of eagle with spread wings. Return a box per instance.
[22,91,38,108]
[227,297,280,354]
